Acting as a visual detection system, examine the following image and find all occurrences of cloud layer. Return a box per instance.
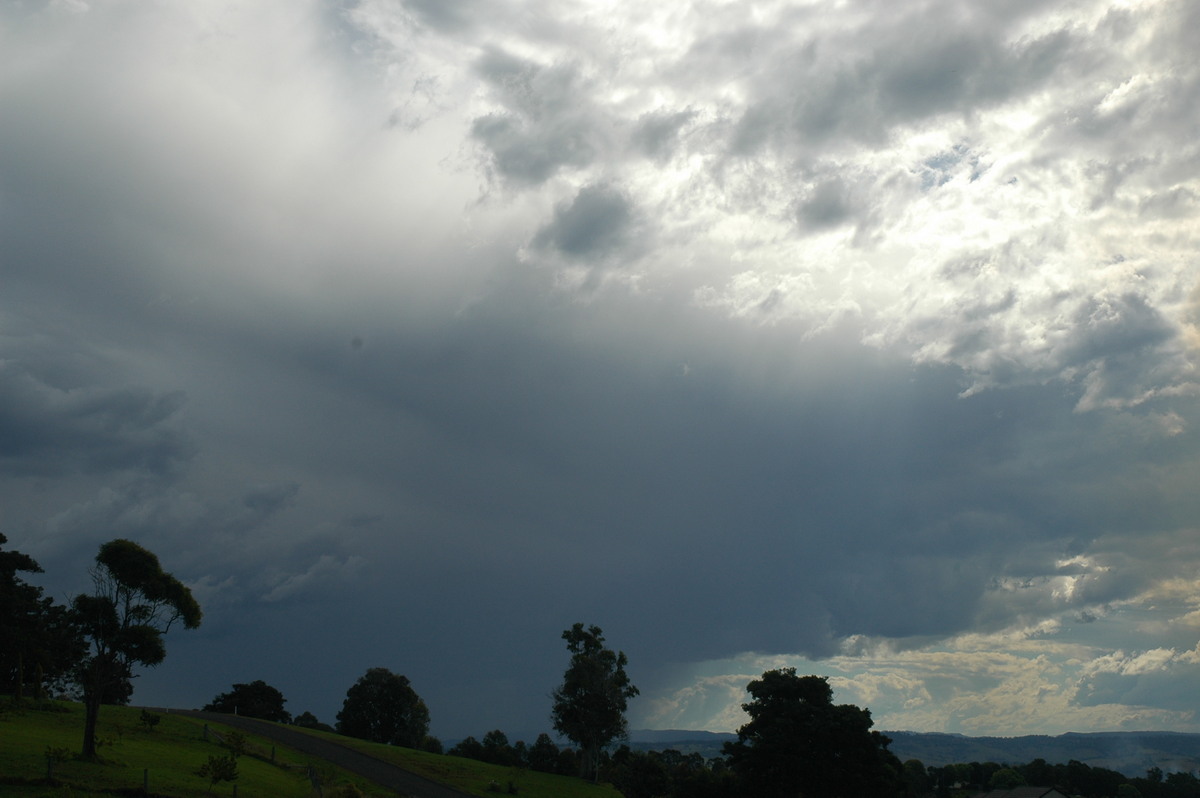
[2,0,1199,738]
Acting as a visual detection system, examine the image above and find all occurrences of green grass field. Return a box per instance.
[283,725,622,798]
[0,698,376,796]
[0,698,622,798]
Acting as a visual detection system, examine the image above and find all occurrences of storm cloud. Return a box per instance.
[2,0,1199,739]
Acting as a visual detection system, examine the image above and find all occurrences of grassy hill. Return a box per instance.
[0,698,377,797]
[0,698,621,798]
[885,730,1200,777]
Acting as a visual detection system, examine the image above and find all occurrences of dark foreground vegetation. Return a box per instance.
[6,534,1200,797]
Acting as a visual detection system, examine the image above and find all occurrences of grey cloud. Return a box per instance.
[532,183,636,260]
[718,11,1074,157]
[242,483,300,515]
[631,109,697,162]
[795,178,856,232]
[1074,655,1200,711]
[1139,186,1198,220]
[400,0,479,33]
[0,359,193,478]
[470,49,605,184]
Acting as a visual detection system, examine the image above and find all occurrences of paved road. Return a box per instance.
[168,710,472,798]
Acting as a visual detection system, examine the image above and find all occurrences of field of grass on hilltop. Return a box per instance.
[0,697,624,798]
[0,698,379,797]
[268,723,624,798]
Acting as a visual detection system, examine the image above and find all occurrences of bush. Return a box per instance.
[198,753,238,793]
[140,708,161,732]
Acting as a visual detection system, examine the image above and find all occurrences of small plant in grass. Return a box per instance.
[45,745,74,780]
[45,745,74,763]
[198,753,238,794]
[140,708,161,732]
[222,730,246,759]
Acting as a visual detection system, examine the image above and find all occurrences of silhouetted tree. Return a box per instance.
[901,759,930,797]
[72,538,201,758]
[610,746,670,798]
[205,680,291,723]
[723,668,903,798]
[989,767,1026,789]
[336,667,429,747]
[482,729,522,766]
[551,623,639,782]
[293,711,335,732]
[449,735,484,760]
[527,733,561,773]
[0,534,85,699]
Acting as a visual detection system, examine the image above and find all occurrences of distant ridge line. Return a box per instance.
[628,729,1200,776]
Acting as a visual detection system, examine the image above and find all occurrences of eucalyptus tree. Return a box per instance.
[551,623,639,782]
[72,538,201,758]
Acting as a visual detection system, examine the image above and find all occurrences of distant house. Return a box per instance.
[974,788,1070,798]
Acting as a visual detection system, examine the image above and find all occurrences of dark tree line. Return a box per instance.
[449,729,583,775]
[204,679,291,723]
[0,533,85,700]
[911,757,1200,798]
[202,667,438,752]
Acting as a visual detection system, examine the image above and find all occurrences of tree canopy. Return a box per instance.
[205,679,291,723]
[723,668,903,798]
[72,538,201,757]
[336,667,430,748]
[551,622,639,782]
[0,534,84,700]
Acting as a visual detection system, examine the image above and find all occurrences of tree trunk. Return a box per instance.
[14,650,23,700]
[585,741,600,783]
[82,692,102,758]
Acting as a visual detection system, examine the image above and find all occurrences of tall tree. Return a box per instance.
[72,539,201,758]
[336,667,430,748]
[723,668,902,798]
[0,534,85,700]
[551,622,639,782]
[204,680,291,723]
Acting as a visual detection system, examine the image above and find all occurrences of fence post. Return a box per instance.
[143,767,149,795]
[271,744,276,763]
[203,723,209,741]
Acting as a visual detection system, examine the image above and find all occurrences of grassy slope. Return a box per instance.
[0,699,381,797]
[0,699,622,798]
[284,725,622,798]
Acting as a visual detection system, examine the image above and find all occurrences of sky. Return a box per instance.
[2,0,1199,741]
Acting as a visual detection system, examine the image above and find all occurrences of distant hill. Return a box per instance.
[627,729,735,759]
[628,729,1200,777]
[885,730,1200,777]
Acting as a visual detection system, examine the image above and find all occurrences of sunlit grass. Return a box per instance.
[0,698,623,798]
[0,698,377,796]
